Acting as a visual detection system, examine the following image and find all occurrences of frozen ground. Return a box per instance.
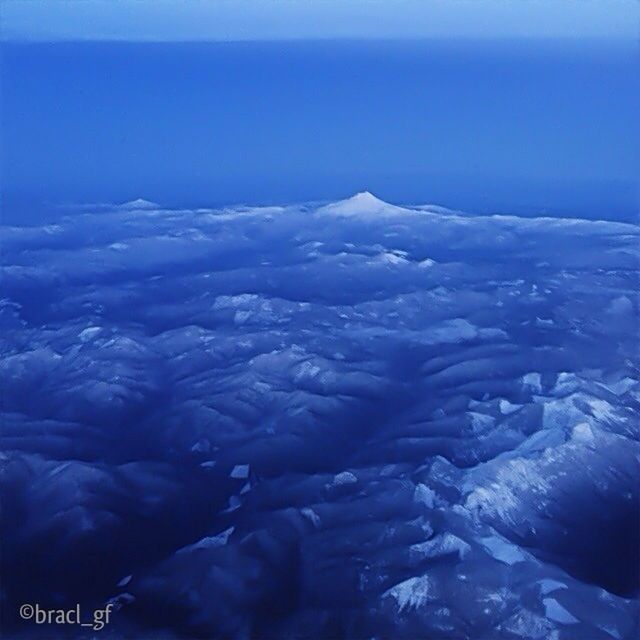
[1,193,639,638]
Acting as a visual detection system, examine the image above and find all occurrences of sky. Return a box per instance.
[2,2,638,221]
[2,0,639,42]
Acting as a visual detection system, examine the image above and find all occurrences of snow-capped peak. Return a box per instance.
[347,191,387,207]
[118,198,159,210]
[317,191,412,217]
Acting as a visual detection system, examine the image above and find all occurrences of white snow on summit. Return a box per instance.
[118,198,161,210]
[317,191,413,217]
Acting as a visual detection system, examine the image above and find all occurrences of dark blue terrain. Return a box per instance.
[1,193,638,638]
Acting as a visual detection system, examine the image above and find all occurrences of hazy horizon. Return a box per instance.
[3,0,638,42]
[3,38,639,225]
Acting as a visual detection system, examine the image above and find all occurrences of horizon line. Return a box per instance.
[2,34,639,46]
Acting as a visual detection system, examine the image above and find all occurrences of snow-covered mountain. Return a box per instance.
[1,195,638,639]
[318,191,416,217]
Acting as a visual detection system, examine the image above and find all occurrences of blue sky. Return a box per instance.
[2,0,639,41]
[2,2,639,220]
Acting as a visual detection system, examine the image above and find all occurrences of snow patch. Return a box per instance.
[332,471,358,486]
[543,598,579,625]
[383,575,436,612]
[480,535,527,565]
[230,464,250,479]
[177,527,235,553]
